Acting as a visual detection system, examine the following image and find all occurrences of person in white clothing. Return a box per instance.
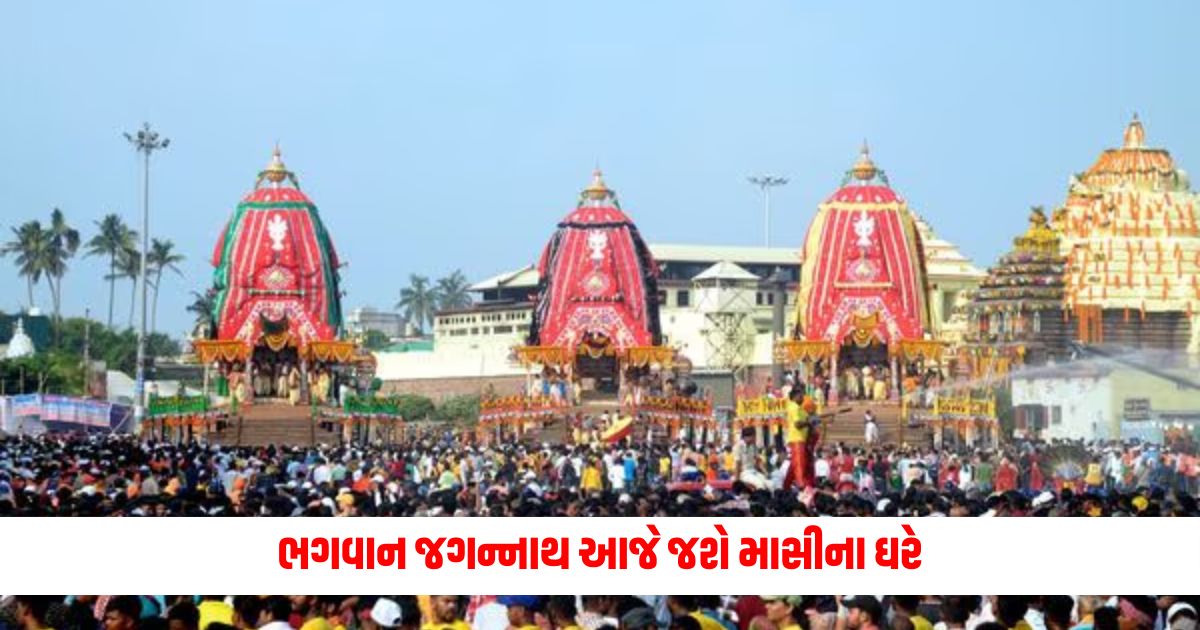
[864,410,880,447]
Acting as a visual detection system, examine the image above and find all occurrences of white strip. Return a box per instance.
[4,517,1196,594]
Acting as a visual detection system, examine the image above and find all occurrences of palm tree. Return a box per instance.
[110,246,141,329]
[395,274,437,333]
[85,213,137,327]
[435,269,473,311]
[147,238,185,333]
[186,289,217,334]
[1,221,49,309]
[43,208,80,325]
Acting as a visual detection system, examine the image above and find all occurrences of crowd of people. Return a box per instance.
[753,366,945,410]
[1,429,1196,516]
[2,596,1196,630]
[519,366,704,408]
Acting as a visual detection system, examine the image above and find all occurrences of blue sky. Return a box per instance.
[2,2,1197,337]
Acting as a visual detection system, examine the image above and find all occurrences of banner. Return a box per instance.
[10,393,41,417]
[2,518,1197,594]
[41,395,112,427]
[1,394,116,431]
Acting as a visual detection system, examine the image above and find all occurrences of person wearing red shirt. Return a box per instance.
[994,457,1018,493]
[1028,458,1044,492]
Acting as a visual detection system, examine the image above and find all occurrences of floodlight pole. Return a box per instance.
[748,175,788,247]
[125,122,169,433]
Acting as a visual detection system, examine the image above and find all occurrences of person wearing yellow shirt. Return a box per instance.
[581,458,604,493]
[667,597,726,630]
[197,597,235,630]
[420,596,469,630]
[762,596,806,630]
[497,596,544,630]
[784,389,814,489]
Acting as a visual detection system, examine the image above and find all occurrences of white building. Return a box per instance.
[1010,357,1200,442]
[345,306,408,338]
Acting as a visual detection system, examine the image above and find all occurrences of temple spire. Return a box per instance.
[256,144,300,189]
[581,167,615,203]
[1123,112,1145,149]
[851,140,878,181]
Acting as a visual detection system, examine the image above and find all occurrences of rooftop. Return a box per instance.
[694,260,760,282]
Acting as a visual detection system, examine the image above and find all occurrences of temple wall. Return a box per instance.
[380,375,526,400]
[1066,310,1194,352]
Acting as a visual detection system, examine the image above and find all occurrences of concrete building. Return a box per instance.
[1010,355,1200,441]
[345,307,408,338]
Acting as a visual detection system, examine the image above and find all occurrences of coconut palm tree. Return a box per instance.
[395,274,437,333]
[435,269,473,311]
[186,289,217,335]
[43,208,80,325]
[85,213,137,327]
[147,238,185,333]
[1,221,49,309]
[110,246,141,329]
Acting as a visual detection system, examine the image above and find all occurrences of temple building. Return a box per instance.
[527,170,662,354]
[193,148,355,393]
[962,206,1070,372]
[912,213,987,345]
[1054,115,1200,354]
[516,169,671,395]
[780,143,942,402]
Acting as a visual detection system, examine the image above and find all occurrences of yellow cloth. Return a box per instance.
[421,622,471,630]
[581,466,603,492]
[910,616,934,630]
[689,611,726,630]
[1085,463,1102,486]
[300,618,333,630]
[785,400,807,444]
[198,601,234,630]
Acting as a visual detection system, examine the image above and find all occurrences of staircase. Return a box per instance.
[817,402,930,448]
[211,403,340,447]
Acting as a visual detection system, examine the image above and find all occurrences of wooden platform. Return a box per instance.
[816,401,930,448]
[210,403,340,447]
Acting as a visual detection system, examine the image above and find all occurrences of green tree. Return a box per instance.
[85,213,137,328]
[0,353,79,395]
[362,329,391,350]
[394,393,435,422]
[395,274,437,333]
[1,220,49,309]
[51,315,180,377]
[435,269,473,311]
[110,247,141,329]
[434,394,480,423]
[187,289,217,333]
[43,208,80,326]
[147,238,185,334]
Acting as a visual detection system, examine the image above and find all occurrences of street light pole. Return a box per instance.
[747,175,788,247]
[125,122,169,433]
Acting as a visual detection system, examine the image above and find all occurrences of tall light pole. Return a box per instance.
[747,175,788,247]
[125,122,169,432]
